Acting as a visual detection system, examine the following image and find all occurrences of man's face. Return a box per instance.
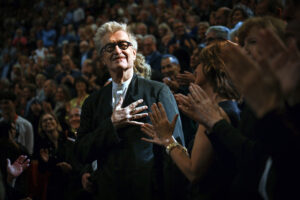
[161,58,180,78]
[69,107,81,129]
[101,30,136,74]
[215,9,227,26]
[0,99,14,116]
[143,37,155,56]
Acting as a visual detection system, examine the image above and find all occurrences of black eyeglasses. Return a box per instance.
[100,41,133,53]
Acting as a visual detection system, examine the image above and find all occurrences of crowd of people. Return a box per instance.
[0,0,299,200]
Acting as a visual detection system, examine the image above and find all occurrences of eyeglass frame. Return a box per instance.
[100,41,133,54]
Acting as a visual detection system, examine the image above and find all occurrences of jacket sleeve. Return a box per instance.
[75,95,121,164]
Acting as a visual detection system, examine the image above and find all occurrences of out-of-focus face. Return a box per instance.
[101,30,136,74]
[41,113,57,133]
[190,48,201,69]
[215,9,227,26]
[68,107,81,129]
[173,22,185,37]
[161,57,180,78]
[243,26,263,61]
[143,37,155,56]
[231,10,244,26]
[55,87,65,102]
[194,63,206,86]
[75,81,87,93]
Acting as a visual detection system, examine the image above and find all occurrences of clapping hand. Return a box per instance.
[111,97,148,128]
[141,103,178,146]
[175,83,225,129]
[176,71,196,86]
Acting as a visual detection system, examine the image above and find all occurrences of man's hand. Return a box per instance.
[111,97,148,128]
[56,162,72,173]
[141,103,178,146]
[82,173,93,193]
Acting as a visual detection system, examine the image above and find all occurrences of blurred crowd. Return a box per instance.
[0,0,299,200]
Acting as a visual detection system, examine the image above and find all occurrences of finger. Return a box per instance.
[141,137,156,144]
[170,114,179,131]
[128,99,143,109]
[151,103,160,122]
[131,113,148,121]
[115,97,124,109]
[131,105,148,114]
[157,102,167,119]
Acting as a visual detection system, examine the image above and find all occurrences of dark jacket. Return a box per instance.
[75,74,186,200]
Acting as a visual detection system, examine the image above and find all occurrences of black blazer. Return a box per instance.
[75,74,185,199]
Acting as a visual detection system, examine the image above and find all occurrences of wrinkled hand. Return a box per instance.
[175,83,224,129]
[7,155,30,179]
[82,173,93,192]
[141,103,178,146]
[111,97,148,128]
[40,148,49,162]
[176,71,195,86]
[56,162,72,173]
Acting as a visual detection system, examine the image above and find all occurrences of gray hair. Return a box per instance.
[143,34,157,44]
[94,21,138,53]
[206,25,230,40]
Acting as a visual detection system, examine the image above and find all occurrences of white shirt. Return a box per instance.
[111,76,132,109]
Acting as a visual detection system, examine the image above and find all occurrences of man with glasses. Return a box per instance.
[75,21,185,200]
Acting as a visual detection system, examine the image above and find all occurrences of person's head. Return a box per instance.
[61,55,73,71]
[255,0,283,17]
[230,4,254,27]
[205,26,230,45]
[81,59,95,77]
[94,21,137,79]
[0,91,17,118]
[29,98,42,116]
[161,54,181,78]
[43,79,57,98]
[23,84,36,101]
[74,77,88,94]
[143,34,157,56]
[215,7,232,26]
[55,84,71,102]
[68,107,81,130]
[197,22,210,40]
[35,73,47,88]
[38,112,62,137]
[172,20,185,37]
[79,40,89,53]
[237,16,286,60]
[195,40,240,100]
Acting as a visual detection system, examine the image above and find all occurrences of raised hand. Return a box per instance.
[7,155,30,179]
[222,42,282,117]
[111,97,148,128]
[141,103,178,146]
